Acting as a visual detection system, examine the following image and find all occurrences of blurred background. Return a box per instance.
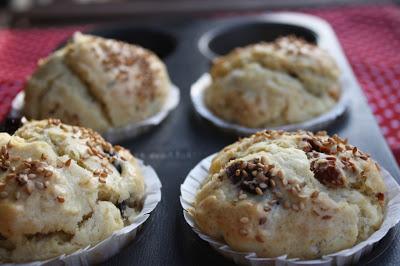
[0,0,399,27]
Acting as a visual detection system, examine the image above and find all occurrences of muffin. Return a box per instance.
[205,36,341,128]
[192,130,386,259]
[0,119,145,263]
[24,32,171,133]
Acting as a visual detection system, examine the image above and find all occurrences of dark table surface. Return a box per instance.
[80,13,400,266]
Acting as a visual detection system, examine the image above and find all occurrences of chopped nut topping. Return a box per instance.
[310,159,345,188]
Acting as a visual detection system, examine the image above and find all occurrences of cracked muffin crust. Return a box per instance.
[0,119,145,263]
[24,32,171,133]
[193,130,386,259]
[204,36,341,128]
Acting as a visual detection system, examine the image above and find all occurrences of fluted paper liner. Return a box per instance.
[180,154,400,266]
[4,159,162,266]
[11,84,180,142]
[191,74,350,135]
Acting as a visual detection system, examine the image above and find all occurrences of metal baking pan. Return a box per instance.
[3,12,400,266]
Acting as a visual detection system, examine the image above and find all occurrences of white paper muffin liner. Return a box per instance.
[3,159,162,266]
[10,84,180,143]
[190,74,350,135]
[180,154,400,266]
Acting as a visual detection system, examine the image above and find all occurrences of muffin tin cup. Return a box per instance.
[191,73,350,135]
[180,154,400,266]
[6,159,162,266]
[11,84,180,142]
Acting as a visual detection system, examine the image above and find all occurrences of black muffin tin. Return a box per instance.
[7,12,400,266]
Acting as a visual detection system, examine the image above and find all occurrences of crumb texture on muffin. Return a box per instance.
[0,119,145,263]
[205,37,341,128]
[193,130,386,259]
[24,32,171,132]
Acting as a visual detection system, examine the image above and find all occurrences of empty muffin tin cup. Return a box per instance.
[3,159,162,266]
[199,21,317,60]
[191,73,350,135]
[11,84,180,142]
[180,154,400,266]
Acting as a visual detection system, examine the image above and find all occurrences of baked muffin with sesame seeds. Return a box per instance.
[204,36,341,128]
[24,32,171,132]
[0,119,145,263]
[192,130,386,259]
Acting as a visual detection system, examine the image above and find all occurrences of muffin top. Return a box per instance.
[205,36,341,128]
[24,32,171,132]
[193,130,386,259]
[0,119,145,263]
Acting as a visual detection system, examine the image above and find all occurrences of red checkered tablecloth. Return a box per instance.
[0,5,399,163]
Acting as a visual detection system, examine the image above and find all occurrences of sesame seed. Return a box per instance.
[255,187,263,195]
[26,181,34,194]
[239,228,248,236]
[56,196,65,203]
[238,194,247,200]
[240,217,249,224]
[35,181,44,190]
[28,173,36,179]
[283,201,290,209]
[259,182,267,189]
[247,163,256,170]
[269,179,275,188]
[277,170,283,179]
[241,170,248,178]
[65,159,72,167]
[269,199,278,205]
[311,191,319,199]
[100,171,108,178]
[261,156,267,164]
[45,171,53,178]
